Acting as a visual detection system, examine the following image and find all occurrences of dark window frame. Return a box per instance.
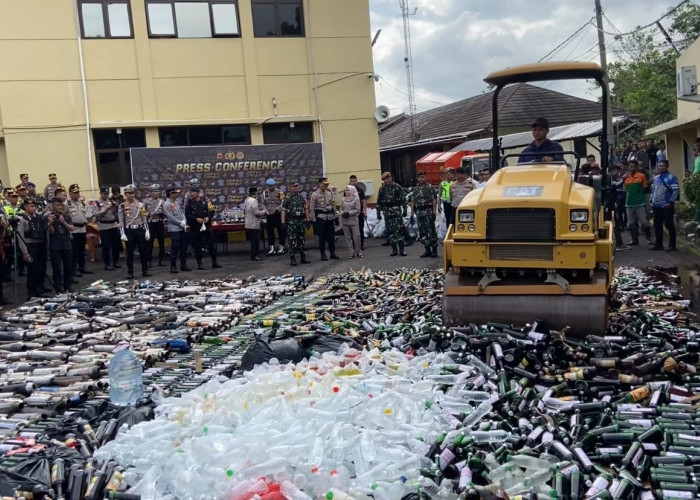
[93,128,146,187]
[145,0,241,38]
[158,125,252,146]
[262,122,314,144]
[77,0,135,39]
[251,0,305,38]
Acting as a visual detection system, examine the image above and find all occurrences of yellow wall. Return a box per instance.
[0,0,381,200]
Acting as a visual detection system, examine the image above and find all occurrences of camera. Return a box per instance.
[8,216,19,229]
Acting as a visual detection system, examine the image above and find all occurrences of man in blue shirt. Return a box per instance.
[518,117,564,163]
[649,159,680,251]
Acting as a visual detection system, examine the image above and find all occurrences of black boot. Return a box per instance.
[390,244,398,256]
[158,257,166,267]
[197,260,205,270]
[300,253,311,264]
[142,269,152,277]
[430,246,438,258]
[321,251,328,261]
[420,245,431,258]
[212,260,222,269]
[399,242,407,256]
[290,255,297,266]
[181,263,192,271]
[330,252,339,260]
[147,261,152,268]
[170,264,178,273]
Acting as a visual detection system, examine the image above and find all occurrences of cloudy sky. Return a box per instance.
[370,0,688,115]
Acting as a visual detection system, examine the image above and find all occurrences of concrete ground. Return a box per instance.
[3,229,698,306]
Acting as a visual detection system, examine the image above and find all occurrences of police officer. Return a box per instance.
[27,182,46,213]
[93,187,122,270]
[3,188,24,276]
[144,184,166,267]
[377,171,407,256]
[185,187,221,270]
[17,198,49,299]
[65,184,93,276]
[163,187,191,273]
[261,178,286,255]
[119,184,151,279]
[47,197,75,293]
[410,171,438,258]
[43,173,61,201]
[440,168,455,228]
[281,181,311,266]
[309,177,339,261]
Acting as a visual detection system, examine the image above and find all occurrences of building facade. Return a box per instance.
[0,0,380,198]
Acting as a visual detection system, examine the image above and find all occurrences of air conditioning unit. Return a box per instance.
[677,65,697,97]
[359,180,374,197]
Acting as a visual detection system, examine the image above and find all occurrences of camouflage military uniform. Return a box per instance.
[412,183,438,257]
[282,192,309,263]
[377,182,407,254]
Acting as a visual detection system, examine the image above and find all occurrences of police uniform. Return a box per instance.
[308,178,339,260]
[163,187,191,273]
[185,187,221,270]
[43,174,61,201]
[93,188,122,270]
[17,199,48,298]
[440,169,454,228]
[119,185,151,278]
[281,183,310,266]
[47,201,75,293]
[65,184,93,276]
[411,172,438,258]
[144,184,166,267]
[377,172,408,256]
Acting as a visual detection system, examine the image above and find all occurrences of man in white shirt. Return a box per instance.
[244,187,266,261]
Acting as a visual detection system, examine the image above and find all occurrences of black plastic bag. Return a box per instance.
[241,338,306,370]
[302,333,361,356]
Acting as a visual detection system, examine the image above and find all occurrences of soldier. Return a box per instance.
[17,199,49,299]
[163,187,191,273]
[43,173,61,201]
[281,181,311,266]
[93,188,121,270]
[377,171,407,256]
[410,171,439,258]
[65,184,93,276]
[119,184,151,279]
[309,177,339,261]
[47,197,75,293]
[260,178,286,255]
[185,187,221,270]
[144,184,166,267]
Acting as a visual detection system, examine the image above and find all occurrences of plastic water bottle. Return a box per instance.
[108,343,143,406]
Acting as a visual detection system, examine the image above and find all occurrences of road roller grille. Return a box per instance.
[489,245,553,262]
[486,208,556,242]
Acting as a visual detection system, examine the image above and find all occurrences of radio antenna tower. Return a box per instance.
[399,0,418,140]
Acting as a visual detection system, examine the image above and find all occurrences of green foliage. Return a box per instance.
[683,173,700,211]
[607,3,700,129]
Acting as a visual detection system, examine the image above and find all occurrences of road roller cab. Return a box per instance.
[442,62,615,335]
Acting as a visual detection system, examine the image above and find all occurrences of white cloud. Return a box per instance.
[370,0,688,114]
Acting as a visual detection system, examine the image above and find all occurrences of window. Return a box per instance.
[252,0,304,37]
[78,0,133,38]
[94,128,146,186]
[158,125,251,146]
[262,122,313,144]
[146,0,240,38]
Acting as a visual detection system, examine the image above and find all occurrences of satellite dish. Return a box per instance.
[375,105,390,123]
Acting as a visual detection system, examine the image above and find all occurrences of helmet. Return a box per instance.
[124,184,137,193]
[150,184,160,191]
[189,178,199,186]
[266,179,276,186]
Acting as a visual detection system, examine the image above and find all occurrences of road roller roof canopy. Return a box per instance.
[484,61,605,87]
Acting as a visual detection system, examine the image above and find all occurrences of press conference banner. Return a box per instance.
[130,143,324,210]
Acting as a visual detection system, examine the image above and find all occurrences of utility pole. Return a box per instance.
[399,0,418,140]
[594,0,614,152]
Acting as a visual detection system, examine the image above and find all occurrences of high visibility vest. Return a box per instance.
[440,180,452,202]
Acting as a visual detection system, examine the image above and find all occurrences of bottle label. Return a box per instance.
[459,467,472,488]
[439,447,455,471]
[630,386,650,402]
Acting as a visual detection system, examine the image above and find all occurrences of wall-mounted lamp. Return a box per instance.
[289,121,295,129]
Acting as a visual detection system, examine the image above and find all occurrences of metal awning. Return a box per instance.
[451,117,629,152]
[647,114,700,135]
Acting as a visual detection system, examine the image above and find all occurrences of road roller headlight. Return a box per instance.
[569,224,577,232]
[458,210,475,223]
[570,209,588,222]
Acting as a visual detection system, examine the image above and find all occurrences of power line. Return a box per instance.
[589,0,690,37]
[538,18,595,62]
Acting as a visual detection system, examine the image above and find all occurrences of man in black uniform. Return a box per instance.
[17,199,49,299]
[185,187,222,270]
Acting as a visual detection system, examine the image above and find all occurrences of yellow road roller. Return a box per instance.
[443,62,615,334]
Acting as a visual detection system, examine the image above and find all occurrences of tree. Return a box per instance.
[607,2,700,130]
